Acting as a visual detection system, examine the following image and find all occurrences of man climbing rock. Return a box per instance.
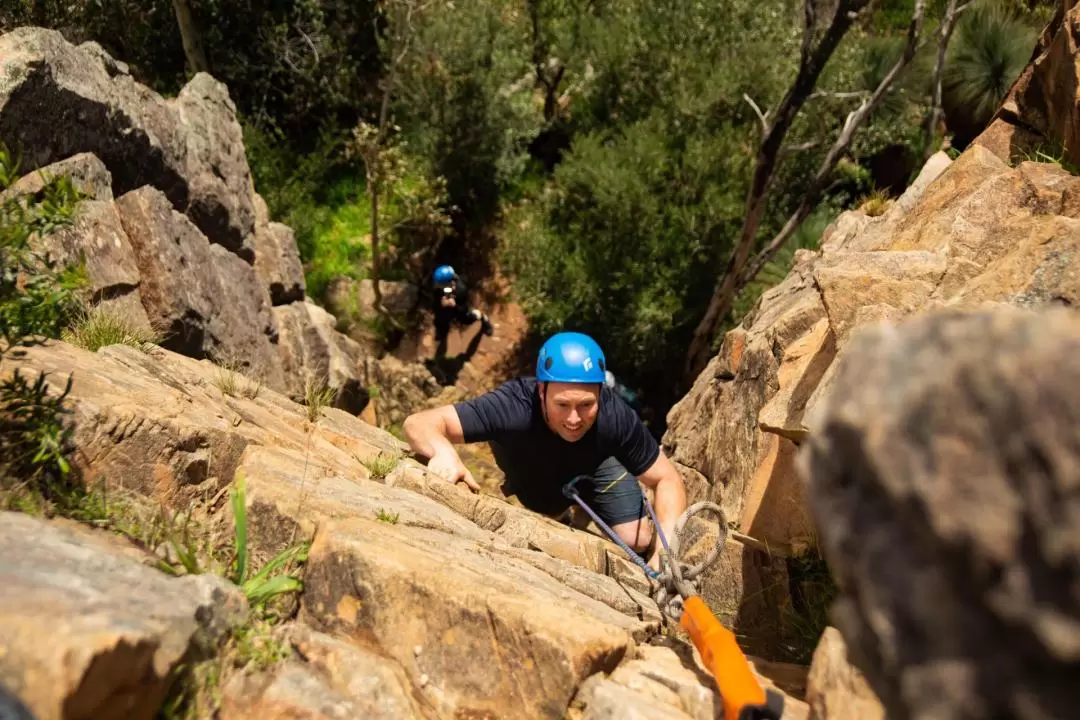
[403,331,687,570]
[431,264,493,359]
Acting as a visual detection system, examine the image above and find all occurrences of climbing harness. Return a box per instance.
[562,476,785,720]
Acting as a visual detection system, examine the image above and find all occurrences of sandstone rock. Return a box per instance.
[0,511,246,720]
[221,628,431,720]
[37,197,154,329]
[272,299,369,414]
[665,252,824,528]
[369,353,445,428]
[4,151,113,201]
[805,627,883,720]
[814,250,948,345]
[0,28,256,254]
[572,644,809,720]
[1,341,393,512]
[758,317,836,442]
[385,464,655,597]
[0,338,738,720]
[283,625,430,719]
[665,133,1080,586]
[115,186,282,387]
[236,443,493,561]
[211,243,286,388]
[172,73,257,259]
[221,662,360,720]
[798,307,1080,720]
[299,518,646,720]
[996,0,1080,169]
[252,221,306,305]
[738,433,817,553]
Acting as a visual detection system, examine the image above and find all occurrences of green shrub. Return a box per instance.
[0,143,86,507]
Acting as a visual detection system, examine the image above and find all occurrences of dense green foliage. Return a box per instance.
[0,144,86,505]
[943,0,1039,145]
[3,0,1051,417]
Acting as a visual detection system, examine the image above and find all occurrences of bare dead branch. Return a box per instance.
[682,0,877,386]
[739,0,928,288]
[923,0,967,160]
[297,26,320,64]
[801,0,816,66]
[807,89,871,101]
[743,94,770,135]
[780,140,821,154]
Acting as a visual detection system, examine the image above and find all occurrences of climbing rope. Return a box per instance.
[651,500,728,621]
[562,477,728,622]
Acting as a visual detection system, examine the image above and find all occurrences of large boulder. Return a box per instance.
[252,194,305,306]
[804,628,883,720]
[115,186,283,387]
[995,0,1080,169]
[0,512,246,720]
[272,299,370,414]
[16,156,154,333]
[0,27,256,256]
[798,307,1080,720]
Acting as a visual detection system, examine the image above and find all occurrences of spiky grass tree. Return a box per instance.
[942,0,1036,146]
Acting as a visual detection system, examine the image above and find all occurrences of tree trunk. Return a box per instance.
[681,0,869,388]
[923,0,967,161]
[172,0,210,74]
[370,185,384,314]
[32,0,47,26]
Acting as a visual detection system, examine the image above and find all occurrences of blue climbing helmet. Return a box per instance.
[536,332,607,384]
[433,265,456,286]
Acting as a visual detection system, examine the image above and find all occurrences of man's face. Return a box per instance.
[542,382,600,442]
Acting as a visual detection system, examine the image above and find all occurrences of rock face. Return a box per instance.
[1,338,807,719]
[253,194,306,306]
[0,512,247,720]
[0,27,375,412]
[798,308,1080,720]
[996,0,1080,169]
[0,27,254,255]
[116,186,281,383]
[272,299,371,414]
[664,135,1080,637]
[804,628,883,720]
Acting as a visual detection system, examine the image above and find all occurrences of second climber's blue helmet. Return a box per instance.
[536,332,607,384]
[433,265,455,286]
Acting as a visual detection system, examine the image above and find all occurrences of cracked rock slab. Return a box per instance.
[299,518,647,720]
[0,512,246,720]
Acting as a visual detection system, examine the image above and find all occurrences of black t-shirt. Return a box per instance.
[453,377,660,512]
[432,279,470,317]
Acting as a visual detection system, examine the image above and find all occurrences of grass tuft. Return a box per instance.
[61,303,161,352]
[362,451,400,481]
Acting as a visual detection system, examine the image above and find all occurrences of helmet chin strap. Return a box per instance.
[539,381,549,426]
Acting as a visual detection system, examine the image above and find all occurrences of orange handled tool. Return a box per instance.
[680,595,785,720]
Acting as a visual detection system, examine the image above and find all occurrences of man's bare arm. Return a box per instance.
[402,405,479,491]
[637,451,688,559]
[402,406,465,455]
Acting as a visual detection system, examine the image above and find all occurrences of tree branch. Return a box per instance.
[743,94,769,135]
[739,0,928,288]
[681,0,876,388]
[801,0,816,66]
[780,140,821,155]
[923,0,967,160]
[807,89,871,101]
